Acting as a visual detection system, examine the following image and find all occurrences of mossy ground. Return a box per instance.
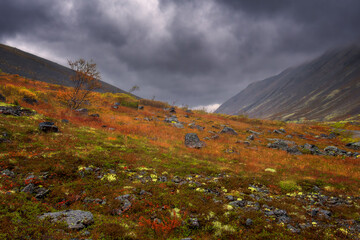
[0,72,360,239]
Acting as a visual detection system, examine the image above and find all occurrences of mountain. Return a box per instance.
[216,44,360,121]
[0,43,137,96]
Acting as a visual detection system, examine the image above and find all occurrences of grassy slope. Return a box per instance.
[0,72,360,239]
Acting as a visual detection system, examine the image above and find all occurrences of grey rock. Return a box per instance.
[1,169,15,177]
[84,197,106,205]
[61,119,69,123]
[247,130,261,135]
[247,134,255,141]
[89,114,99,118]
[138,106,144,110]
[189,218,200,228]
[39,122,59,133]
[245,218,253,226]
[287,224,301,234]
[185,133,205,149]
[21,183,35,193]
[169,107,176,113]
[229,200,246,208]
[189,122,205,131]
[225,195,235,201]
[0,106,35,116]
[114,194,132,212]
[39,210,94,230]
[273,129,284,134]
[75,108,88,114]
[302,143,322,155]
[164,115,179,123]
[220,126,238,135]
[346,141,360,150]
[172,122,184,129]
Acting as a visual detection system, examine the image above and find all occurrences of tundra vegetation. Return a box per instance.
[0,71,360,239]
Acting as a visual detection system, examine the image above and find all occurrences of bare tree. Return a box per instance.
[128,85,140,93]
[67,58,101,109]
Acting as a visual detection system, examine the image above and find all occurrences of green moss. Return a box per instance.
[279,180,301,192]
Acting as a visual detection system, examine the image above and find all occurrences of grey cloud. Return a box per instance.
[0,0,360,107]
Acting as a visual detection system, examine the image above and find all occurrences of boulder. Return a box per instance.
[220,126,238,135]
[138,106,144,110]
[0,106,35,116]
[324,146,347,156]
[346,142,360,150]
[302,143,322,155]
[172,122,184,128]
[185,133,205,149]
[75,108,88,114]
[188,122,205,131]
[39,210,94,230]
[89,113,100,118]
[164,115,179,123]
[39,122,59,133]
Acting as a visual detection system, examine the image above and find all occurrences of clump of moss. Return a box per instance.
[279,180,301,192]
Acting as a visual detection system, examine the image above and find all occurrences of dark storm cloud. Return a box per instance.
[0,0,360,108]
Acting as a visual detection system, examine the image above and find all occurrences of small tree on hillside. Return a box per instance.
[128,85,140,94]
[67,58,101,109]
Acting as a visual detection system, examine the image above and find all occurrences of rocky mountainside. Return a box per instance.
[0,43,137,96]
[216,44,360,121]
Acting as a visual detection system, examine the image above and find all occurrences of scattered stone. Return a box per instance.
[346,141,360,150]
[287,224,301,234]
[84,197,106,205]
[267,139,301,154]
[22,96,38,105]
[185,133,205,149]
[220,126,238,135]
[189,122,205,131]
[138,106,144,110]
[21,183,50,199]
[39,210,94,230]
[245,218,253,227]
[0,93,6,102]
[39,122,59,133]
[302,143,322,155]
[1,169,15,177]
[186,109,193,113]
[229,200,246,208]
[324,146,347,156]
[211,134,219,140]
[61,119,69,123]
[114,194,133,214]
[273,129,284,134]
[247,130,261,135]
[247,134,255,141]
[0,105,35,116]
[75,108,88,114]
[89,113,100,118]
[189,218,200,228]
[172,122,184,128]
[164,115,179,123]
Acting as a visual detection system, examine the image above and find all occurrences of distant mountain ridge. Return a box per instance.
[215,44,360,121]
[0,43,137,96]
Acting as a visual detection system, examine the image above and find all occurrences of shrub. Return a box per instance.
[279,180,301,192]
[139,99,170,109]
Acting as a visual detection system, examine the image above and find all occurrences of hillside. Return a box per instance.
[216,44,360,121]
[0,72,360,239]
[0,43,137,96]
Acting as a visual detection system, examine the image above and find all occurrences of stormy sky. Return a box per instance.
[1,0,360,111]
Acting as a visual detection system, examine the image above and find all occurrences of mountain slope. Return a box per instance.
[216,44,360,121]
[0,43,137,96]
